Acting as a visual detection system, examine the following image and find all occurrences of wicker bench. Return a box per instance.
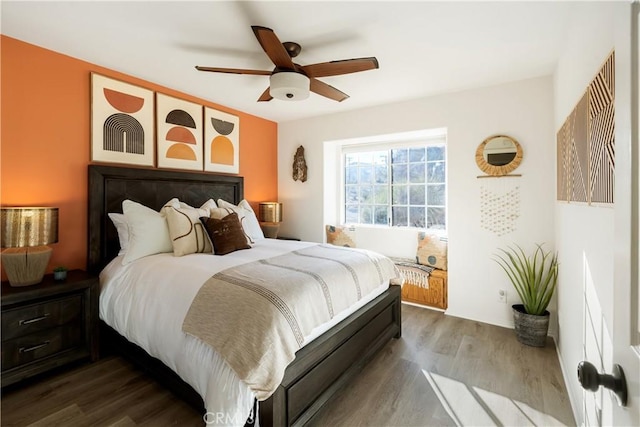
[393,258,448,310]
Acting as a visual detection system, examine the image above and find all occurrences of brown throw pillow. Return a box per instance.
[200,213,251,255]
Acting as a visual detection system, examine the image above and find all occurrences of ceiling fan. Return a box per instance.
[195,26,379,102]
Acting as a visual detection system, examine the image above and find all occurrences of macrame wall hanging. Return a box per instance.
[475,134,523,236]
[479,179,521,236]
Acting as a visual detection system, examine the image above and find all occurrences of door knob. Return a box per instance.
[577,361,627,407]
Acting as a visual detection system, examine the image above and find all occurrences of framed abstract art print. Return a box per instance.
[91,73,154,166]
[204,107,239,174]
[156,93,203,171]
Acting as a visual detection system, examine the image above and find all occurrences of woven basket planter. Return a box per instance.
[512,304,550,347]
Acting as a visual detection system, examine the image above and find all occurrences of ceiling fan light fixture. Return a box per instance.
[269,72,310,101]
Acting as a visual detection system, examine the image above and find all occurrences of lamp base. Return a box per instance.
[1,246,52,287]
[260,222,281,239]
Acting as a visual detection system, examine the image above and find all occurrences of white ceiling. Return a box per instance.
[2,1,575,123]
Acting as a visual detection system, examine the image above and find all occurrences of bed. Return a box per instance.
[87,164,402,426]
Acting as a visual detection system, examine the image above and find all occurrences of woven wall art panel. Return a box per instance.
[571,92,589,203]
[588,52,615,203]
[556,51,615,205]
[556,120,570,201]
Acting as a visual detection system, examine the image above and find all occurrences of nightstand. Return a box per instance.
[1,270,99,387]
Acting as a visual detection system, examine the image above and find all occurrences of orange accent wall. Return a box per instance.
[1,36,278,278]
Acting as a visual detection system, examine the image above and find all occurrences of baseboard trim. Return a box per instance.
[552,335,582,426]
[401,301,445,312]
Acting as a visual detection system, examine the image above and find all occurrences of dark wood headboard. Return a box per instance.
[87,165,244,274]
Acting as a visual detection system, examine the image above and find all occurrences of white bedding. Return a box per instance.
[99,239,389,425]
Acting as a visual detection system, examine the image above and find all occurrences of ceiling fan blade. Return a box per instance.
[302,57,379,78]
[195,66,272,76]
[310,78,349,102]
[251,26,296,70]
[257,87,273,102]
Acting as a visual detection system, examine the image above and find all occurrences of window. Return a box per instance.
[344,143,446,230]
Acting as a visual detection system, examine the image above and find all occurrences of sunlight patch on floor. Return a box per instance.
[423,370,567,427]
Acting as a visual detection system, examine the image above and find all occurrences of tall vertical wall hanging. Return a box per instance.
[156,93,203,171]
[589,52,615,203]
[557,51,615,204]
[480,180,521,236]
[476,134,523,236]
[204,107,240,174]
[91,73,154,166]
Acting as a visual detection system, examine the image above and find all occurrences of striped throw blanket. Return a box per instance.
[182,244,400,400]
[391,257,434,289]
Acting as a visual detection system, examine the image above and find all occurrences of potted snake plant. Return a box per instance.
[494,244,558,347]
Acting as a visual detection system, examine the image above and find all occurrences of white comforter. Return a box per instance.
[99,239,388,425]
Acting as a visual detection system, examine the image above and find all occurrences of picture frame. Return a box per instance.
[91,73,154,166]
[204,107,239,174]
[156,93,203,171]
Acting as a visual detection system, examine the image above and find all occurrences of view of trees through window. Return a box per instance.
[344,144,446,229]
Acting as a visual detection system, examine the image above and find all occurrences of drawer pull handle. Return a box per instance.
[19,341,51,353]
[19,314,50,326]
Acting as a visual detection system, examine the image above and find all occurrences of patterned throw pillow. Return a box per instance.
[200,213,251,255]
[209,207,252,244]
[165,206,213,256]
[325,225,356,248]
[416,233,448,270]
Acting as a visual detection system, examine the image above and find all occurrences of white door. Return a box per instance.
[582,3,639,426]
[611,3,639,425]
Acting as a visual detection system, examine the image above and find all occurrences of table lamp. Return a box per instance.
[258,202,282,238]
[1,207,59,287]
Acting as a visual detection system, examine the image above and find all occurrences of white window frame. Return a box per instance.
[337,129,447,231]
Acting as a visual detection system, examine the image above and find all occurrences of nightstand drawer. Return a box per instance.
[1,323,83,371]
[1,271,99,388]
[2,295,82,341]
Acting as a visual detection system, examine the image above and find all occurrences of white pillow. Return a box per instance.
[217,199,265,243]
[108,213,129,256]
[200,199,218,212]
[176,199,217,212]
[165,205,213,256]
[121,199,177,264]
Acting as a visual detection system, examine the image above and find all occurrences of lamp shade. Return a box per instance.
[258,202,283,223]
[270,72,310,101]
[1,207,59,248]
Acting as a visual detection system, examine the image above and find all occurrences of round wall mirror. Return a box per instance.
[475,135,523,176]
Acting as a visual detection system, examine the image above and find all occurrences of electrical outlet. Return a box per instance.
[498,289,507,303]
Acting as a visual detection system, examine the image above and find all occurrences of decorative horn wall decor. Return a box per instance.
[557,51,615,204]
[292,145,308,182]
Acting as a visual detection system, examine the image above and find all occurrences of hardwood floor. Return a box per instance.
[1,304,575,426]
[310,305,575,426]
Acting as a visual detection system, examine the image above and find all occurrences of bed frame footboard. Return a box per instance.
[262,284,401,426]
[100,285,401,427]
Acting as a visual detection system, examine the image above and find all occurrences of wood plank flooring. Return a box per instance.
[1,304,575,426]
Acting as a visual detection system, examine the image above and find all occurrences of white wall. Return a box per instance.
[553,2,617,424]
[278,76,555,330]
